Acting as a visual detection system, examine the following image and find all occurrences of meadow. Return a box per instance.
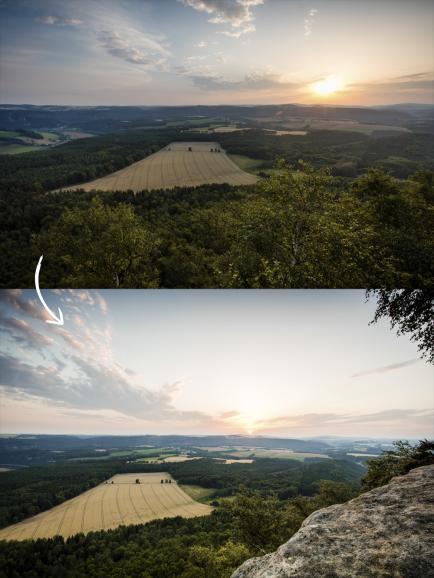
[0,472,212,541]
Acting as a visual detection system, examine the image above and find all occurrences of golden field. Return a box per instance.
[60,141,258,192]
[0,473,212,541]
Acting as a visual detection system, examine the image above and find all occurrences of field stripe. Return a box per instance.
[160,483,192,517]
[55,502,71,536]
[128,483,144,523]
[114,484,124,525]
[100,485,107,529]
[138,481,158,517]
[80,491,92,533]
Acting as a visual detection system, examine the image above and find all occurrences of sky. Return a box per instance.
[0,289,432,439]
[0,0,433,106]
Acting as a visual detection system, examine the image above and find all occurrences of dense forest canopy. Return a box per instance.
[1,162,432,288]
[0,110,432,289]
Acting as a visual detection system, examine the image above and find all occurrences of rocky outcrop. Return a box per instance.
[232,465,434,578]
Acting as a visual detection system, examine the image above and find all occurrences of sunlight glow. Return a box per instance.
[312,76,343,96]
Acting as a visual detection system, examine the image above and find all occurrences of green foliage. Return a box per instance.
[367,290,434,362]
[0,462,119,528]
[224,487,290,552]
[0,129,177,194]
[35,197,158,287]
[362,440,434,491]
[0,145,432,288]
[188,541,251,578]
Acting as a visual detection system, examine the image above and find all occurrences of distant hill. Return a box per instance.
[0,103,418,133]
[0,433,331,453]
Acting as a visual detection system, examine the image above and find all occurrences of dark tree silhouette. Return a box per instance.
[367,289,434,363]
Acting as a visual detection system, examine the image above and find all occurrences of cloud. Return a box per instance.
[0,289,51,322]
[349,71,434,97]
[52,327,83,351]
[98,30,168,69]
[0,351,200,423]
[177,65,297,92]
[179,0,264,37]
[63,18,82,26]
[37,16,82,26]
[351,358,421,378]
[304,7,318,37]
[38,15,58,25]
[0,312,53,350]
[236,408,434,436]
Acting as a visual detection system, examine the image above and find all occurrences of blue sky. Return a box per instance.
[0,0,433,105]
[0,289,432,438]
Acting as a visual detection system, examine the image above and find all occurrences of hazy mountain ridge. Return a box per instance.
[0,103,427,133]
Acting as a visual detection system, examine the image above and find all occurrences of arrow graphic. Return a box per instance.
[35,256,64,326]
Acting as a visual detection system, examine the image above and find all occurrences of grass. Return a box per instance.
[39,132,60,141]
[0,130,21,137]
[68,447,170,461]
[0,144,37,155]
[180,485,216,503]
[135,454,177,463]
[228,154,268,174]
[227,449,331,461]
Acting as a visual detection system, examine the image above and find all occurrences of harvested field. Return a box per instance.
[227,449,331,461]
[0,473,212,541]
[61,141,258,192]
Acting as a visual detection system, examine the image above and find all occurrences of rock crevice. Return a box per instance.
[231,465,434,578]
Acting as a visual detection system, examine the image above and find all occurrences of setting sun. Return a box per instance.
[312,76,343,96]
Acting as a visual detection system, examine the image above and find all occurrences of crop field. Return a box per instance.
[65,141,258,192]
[226,449,331,461]
[197,445,329,461]
[0,473,212,541]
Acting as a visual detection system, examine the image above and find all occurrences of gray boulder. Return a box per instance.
[232,465,434,578]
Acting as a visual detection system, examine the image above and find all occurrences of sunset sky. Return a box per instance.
[0,289,432,438]
[1,0,433,105]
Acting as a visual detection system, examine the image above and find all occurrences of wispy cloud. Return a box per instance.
[0,351,210,424]
[98,29,169,69]
[37,16,82,27]
[351,358,421,378]
[0,289,51,322]
[304,7,317,37]
[0,311,53,350]
[179,0,264,38]
[349,71,434,97]
[0,289,206,425]
[177,66,297,91]
[224,408,434,436]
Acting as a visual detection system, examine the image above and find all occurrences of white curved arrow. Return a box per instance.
[35,256,64,326]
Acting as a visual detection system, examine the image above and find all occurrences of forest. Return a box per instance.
[0,441,431,578]
[1,161,432,288]
[0,122,432,289]
[0,456,363,529]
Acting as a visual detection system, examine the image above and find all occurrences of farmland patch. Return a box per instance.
[60,141,258,192]
[0,472,212,541]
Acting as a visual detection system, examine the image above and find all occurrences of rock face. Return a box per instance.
[232,465,434,578]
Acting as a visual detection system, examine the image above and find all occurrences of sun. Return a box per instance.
[312,75,343,96]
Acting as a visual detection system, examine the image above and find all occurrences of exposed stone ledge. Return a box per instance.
[231,465,434,578]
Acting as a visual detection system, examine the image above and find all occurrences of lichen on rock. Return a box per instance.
[231,465,434,578]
